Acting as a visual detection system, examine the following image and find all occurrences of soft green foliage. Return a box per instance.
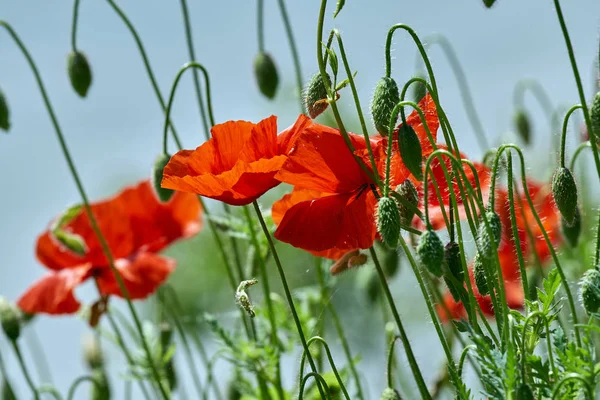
[513,108,531,145]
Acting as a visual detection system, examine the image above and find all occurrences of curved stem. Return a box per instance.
[559,104,583,168]
[386,336,402,388]
[513,79,555,118]
[299,373,332,400]
[551,373,594,399]
[570,141,593,172]
[276,0,304,113]
[457,345,476,379]
[67,375,103,400]
[37,385,64,400]
[70,0,81,51]
[0,21,169,399]
[369,247,431,399]
[179,0,210,140]
[11,340,39,400]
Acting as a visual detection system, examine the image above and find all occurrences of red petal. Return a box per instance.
[277,114,314,154]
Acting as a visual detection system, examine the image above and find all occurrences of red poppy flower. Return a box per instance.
[18,181,201,315]
[161,115,312,206]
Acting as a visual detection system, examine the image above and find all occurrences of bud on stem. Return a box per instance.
[253,52,279,99]
[305,73,331,119]
[552,167,578,226]
[370,77,400,136]
[67,51,92,98]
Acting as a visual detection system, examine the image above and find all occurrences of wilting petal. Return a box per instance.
[96,253,175,299]
[17,264,93,315]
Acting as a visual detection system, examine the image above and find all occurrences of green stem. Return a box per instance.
[257,0,265,53]
[457,345,475,379]
[70,0,81,51]
[179,0,211,140]
[67,375,103,400]
[570,141,593,172]
[369,247,431,399]
[251,201,325,396]
[10,340,39,400]
[559,104,583,168]
[595,209,600,268]
[25,328,53,384]
[522,312,557,380]
[37,385,64,400]
[0,21,169,399]
[299,373,332,400]
[551,373,594,399]
[276,0,304,113]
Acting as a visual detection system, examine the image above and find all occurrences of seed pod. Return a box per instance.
[516,383,534,400]
[398,124,423,181]
[591,92,600,139]
[417,229,444,277]
[474,252,490,296]
[561,207,581,247]
[153,153,175,203]
[376,197,401,248]
[305,73,331,119]
[476,211,502,260]
[380,387,402,400]
[253,52,279,99]
[0,298,20,342]
[580,268,600,315]
[394,179,419,226]
[370,77,400,136]
[513,108,531,145]
[67,51,92,98]
[552,167,578,226]
[91,369,111,400]
[0,88,10,132]
[444,242,463,301]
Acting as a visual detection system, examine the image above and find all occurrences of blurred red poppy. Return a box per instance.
[161,115,312,206]
[18,181,201,315]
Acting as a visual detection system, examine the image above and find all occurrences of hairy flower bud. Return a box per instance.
[253,52,279,99]
[591,92,600,139]
[380,387,402,400]
[67,51,92,98]
[0,88,10,132]
[561,207,581,247]
[476,211,502,260]
[474,252,490,296]
[552,167,578,226]
[394,179,419,226]
[513,108,531,145]
[398,125,423,181]
[377,197,401,248]
[305,73,331,119]
[444,241,463,301]
[153,153,175,203]
[0,298,20,342]
[370,77,400,136]
[83,335,104,370]
[580,268,600,315]
[417,229,444,277]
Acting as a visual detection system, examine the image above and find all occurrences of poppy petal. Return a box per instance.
[277,114,314,154]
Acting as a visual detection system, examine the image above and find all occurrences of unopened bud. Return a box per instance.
[412,75,427,103]
[513,108,531,145]
[67,51,92,98]
[476,211,502,260]
[253,52,279,99]
[483,0,496,7]
[444,242,463,301]
[370,77,400,136]
[380,387,402,400]
[394,179,419,226]
[305,73,331,119]
[0,298,20,342]
[366,271,381,304]
[398,125,423,181]
[0,88,10,132]
[561,207,581,247]
[591,92,600,140]
[91,369,111,400]
[153,153,175,203]
[581,268,600,315]
[474,252,490,296]
[417,229,444,277]
[552,167,578,226]
[83,335,104,370]
[376,197,400,248]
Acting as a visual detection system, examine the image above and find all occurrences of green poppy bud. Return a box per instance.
[376,197,401,248]
[380,387,402,400]
[83,335,104,370]
[91,369,111,400]
[0,298,20,342]
[153,153,175,203]
[591,92,600,139]
[476,211,502,260]
[253,52,279,99]
[417,229,444,277]
[516,383,534,400]
[394,179,419,226]
[366,271,382,304]
[1,378,16,400]
[412,75,427,103]
[305,73,331,119]
[580,268,600,315]
[513,108,531,145]
[370,77,400,136]
[398,125,423,181]
[67,51,92,98]
[444,241,463,301]
[474,252,490,296]
[551,167,578,226]
[561,207,581,247]
[383,248,400,277]
[0,88,10,132]
[483,0,496,7]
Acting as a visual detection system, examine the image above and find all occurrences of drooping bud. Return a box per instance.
[443,242,463,301]
[476,211,502,260]
[417,229,444,277]
[516,384,534,400]
[0,88,10,132]
[380,387,402,400]
[0,298,21,342]
[580,268,600,315]
[370,77,400,136]
[513,108,531,145]
[551,167,578,226]
[91,369,111,400]
[253,52,279,99]
[305,73,331,119]
[561,207,581,247]
[398,125,423,181]
[473,252,490,296]
[83,335,104,370]
[376,197,401,248]
[591,92,600,139]
[153,153,175,203]
[67,51,92,98]
[412,75,427,103]
[394,179,419,225]
[483,0,496,7]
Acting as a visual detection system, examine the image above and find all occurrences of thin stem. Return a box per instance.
[70,0,81,51]
[276,0,304,113]
[11,340,39,400]
[67,375,103,400]
[551,374,594,400]
[522,312,557,380]
[513,79,555,118]
[37,385,64,400]
[299,373,332,400]
[179,0,211,140]
[25,328,53,384]
[369,247,431,399]
[457,345,476,379]
[559,104,583,168]
[386,336,401,389]
[570,141,593,172]
[595,209,600,268]
[0,21,169,399]
[257,0,265,53]
[251,201,325,396]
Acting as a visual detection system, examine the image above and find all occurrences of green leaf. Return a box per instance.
[334,70,358,91]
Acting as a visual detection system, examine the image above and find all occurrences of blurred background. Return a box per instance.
[1,0,599,398]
